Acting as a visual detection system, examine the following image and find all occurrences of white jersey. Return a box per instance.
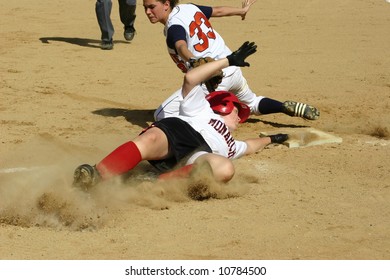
[155,4,263,122]
[165,4,235,76]
[178,86,247,160]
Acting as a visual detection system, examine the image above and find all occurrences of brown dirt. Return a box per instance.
[0,0,389,260]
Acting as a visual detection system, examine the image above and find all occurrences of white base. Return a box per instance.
[260,128,343,148]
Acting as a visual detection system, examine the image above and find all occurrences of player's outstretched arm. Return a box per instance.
[182,41,257,97]
[244,134,289,155]
[211,0,257,20]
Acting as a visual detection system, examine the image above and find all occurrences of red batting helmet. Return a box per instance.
[206,91,250,123]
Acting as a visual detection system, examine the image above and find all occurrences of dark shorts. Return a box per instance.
[145,117,212,172]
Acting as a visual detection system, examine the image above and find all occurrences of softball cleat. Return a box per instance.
[73,164,101,191]
[282,101,320,120]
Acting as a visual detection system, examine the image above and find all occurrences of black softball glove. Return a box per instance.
[269,134,289,144]
[227,41,257,67]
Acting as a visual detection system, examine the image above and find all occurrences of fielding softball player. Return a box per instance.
[73,41,288,192]
[143,0,320,121]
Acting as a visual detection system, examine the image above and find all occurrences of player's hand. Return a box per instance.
[226,41,257,67]
[241,0,257,20]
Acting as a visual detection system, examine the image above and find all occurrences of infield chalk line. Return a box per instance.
[0,166,52,174]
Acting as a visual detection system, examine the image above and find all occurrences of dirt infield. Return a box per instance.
[1,0,389,260]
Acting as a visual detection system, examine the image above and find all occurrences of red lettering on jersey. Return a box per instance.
[189,12,216,53]
[169,53,188,73]
[208,119,237,158]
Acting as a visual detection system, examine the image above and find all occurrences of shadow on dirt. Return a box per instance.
[92,108,155,128]
[39,37,130,48]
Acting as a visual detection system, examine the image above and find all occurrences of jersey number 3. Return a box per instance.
[189,12,216,52]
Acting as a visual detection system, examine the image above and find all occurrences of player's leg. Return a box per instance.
[194,153,235,183]
[118,0,137,41]
[96,0,115,49]
[158,152,235,183]
[73,127,169,189]
[97,127,169,178]
[219,68,320,120]
[216,68,263,115]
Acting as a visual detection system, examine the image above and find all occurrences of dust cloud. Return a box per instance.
[0,135,250,231]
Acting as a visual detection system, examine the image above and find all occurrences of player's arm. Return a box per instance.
[175,40,194,62]
[182,41,257,98]
[211,0,257,20]
[168,25,195,63]
[182,58,228,97]
[244,134,289,155]
[244,137,271,155]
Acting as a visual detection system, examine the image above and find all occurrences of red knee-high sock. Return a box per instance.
[158,164,194,181]
[96,141,142,180]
